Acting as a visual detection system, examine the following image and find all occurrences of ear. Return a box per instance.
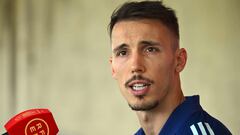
[175,48,187,73]
[109,57,116,79]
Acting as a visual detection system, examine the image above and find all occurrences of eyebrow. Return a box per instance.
[113,43,128,54]
[112,40,161,53]
[139,40,161,46]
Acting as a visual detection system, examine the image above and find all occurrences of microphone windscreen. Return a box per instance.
[4,108,59,135]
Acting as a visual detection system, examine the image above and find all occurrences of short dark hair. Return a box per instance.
[108,1,179,39]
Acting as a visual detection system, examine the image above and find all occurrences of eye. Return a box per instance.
[116,50,128,57]
[146,47,159,53]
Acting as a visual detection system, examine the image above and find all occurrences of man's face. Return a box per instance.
[110,19,181,111]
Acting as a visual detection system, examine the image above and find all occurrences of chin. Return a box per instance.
[128,98,159,111]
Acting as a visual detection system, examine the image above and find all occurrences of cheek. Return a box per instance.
[112,58,128,79]
[151,59,172,72]
[148,57,175,82]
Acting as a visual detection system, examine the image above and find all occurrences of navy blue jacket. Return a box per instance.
[135,95,232,135]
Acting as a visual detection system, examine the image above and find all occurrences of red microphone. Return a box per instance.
[3,108,59,135]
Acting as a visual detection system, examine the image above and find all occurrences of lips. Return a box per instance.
[132,83,149,91]
[127,80,152,96]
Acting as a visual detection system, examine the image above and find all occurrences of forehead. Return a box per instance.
[111,19,175,47]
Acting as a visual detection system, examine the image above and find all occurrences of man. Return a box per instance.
[108,1,231,135]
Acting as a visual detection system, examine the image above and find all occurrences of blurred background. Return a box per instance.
[0,0,239,134]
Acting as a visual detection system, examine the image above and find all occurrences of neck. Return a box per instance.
[136,84,185,135]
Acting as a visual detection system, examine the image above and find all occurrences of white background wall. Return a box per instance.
[0,0,239,134]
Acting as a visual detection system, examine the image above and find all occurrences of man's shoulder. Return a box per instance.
[177,110,232,135]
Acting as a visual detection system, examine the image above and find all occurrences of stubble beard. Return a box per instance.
[124,75,158,111]
[128,96,159,111]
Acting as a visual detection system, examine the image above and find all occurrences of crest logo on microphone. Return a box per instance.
[25,118,49,135]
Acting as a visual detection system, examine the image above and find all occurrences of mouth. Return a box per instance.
[129,83,151,91]
[127,81,152,96]
[125,75,154,96]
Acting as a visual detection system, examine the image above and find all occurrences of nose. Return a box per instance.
[130,52,146,74]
